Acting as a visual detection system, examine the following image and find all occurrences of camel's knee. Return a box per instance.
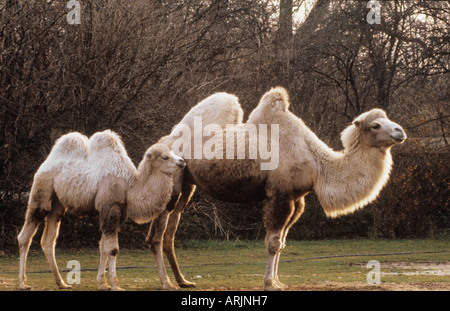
[147,236,162,254]
[265,234,284,255]
[17,230,31,249]
[101,234,119,257]
[110,248,119,257]
[18,216,41,249]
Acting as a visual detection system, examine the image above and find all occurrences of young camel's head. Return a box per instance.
[140,143,185,175]
[342,109,407,151]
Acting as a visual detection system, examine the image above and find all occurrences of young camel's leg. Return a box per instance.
[263,193,295,291]
[98,203,124,291]
[17,177,53,290]
[162,183,196,288]
[146,209,177,290]
[40,195,70,289]
[146,183,196,289]
[272,197,305,289]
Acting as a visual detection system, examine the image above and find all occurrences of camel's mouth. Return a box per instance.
[390,135,406,144]
[176,160,186,168]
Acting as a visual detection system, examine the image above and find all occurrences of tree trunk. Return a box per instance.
[278,0,293,41]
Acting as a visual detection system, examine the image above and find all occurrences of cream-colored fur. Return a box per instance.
[17,130,184,291]
[150,87,406,291]
[248,93,398,218]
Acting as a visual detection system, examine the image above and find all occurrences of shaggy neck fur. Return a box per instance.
[312,124,393,218]
[126,162,174,224]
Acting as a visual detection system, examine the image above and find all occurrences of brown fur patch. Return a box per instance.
[99,203,126,235]
[263,192,295,230]
[30,207,49,222]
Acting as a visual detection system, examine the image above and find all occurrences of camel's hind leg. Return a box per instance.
[40,195,70,289]
[162,183,196,288]
[17,210,41,290]
[263,193,295,291]
[17,177,53,290]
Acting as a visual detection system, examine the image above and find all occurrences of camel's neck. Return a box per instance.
[312,135,393,218]
[126,169,173,224]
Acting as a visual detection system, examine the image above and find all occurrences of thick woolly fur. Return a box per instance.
[30,130,179,221]
[18,130,184,290]
[246,89,402,218]
[156,86,406,291]
[159,92,244,150]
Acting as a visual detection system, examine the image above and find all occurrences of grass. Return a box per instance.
[1,238,449,291]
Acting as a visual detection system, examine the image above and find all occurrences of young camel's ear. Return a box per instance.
[147,150,161,160]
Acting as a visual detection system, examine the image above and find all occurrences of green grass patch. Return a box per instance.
[1,238,449,291]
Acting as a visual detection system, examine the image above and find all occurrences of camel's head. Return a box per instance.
[342,109,407,150]
[142,143,185,175]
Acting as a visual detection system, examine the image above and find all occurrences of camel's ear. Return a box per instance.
[353,119,362,128]
[147,150,161,160]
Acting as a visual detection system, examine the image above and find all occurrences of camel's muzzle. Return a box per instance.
[390,128,406,143]
[176,160,186,168]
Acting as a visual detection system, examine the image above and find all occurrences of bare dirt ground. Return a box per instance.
[211,282,450,291]
[208,261,450,291]
[286,281,450,291]
[295,261,450,291]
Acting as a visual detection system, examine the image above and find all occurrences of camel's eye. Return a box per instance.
[371,123,381,130]
[162,156,169,160]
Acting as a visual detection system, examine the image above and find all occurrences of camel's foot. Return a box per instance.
[98,284,112,291]
[264,279,286,291]
[20,284,31,291]
[111,286,125,291]
[162,281,180,291]
[274,279,288,290]
[57,281,72,290]
[178,280,197,288]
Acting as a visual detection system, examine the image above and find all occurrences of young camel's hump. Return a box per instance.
[32,131,132,216]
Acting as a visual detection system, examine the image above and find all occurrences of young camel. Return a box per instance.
[18,130,185,290]
[148,87,406,290]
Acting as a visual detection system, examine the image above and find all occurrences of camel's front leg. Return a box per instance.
[163,184,197,288]
[263,195,295,291]
[272,197,306,290]
[146,209,178,290]
[98,202,124,291]
[100,233,123,291]
[97,236,110,290]
[264,231,286,291]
